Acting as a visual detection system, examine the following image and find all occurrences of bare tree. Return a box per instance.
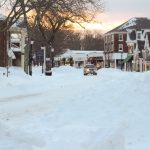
[0,0,32,74]
[32,28,82,54]
[0,0,41,75]
[30,0,104,75]
[0,0,104,75]
[82,30,104,50]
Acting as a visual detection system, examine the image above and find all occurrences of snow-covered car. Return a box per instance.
[83,64,97,75]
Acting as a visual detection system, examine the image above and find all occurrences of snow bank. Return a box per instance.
[0,66,150,150]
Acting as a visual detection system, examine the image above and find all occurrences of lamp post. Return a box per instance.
[59,56,61,66]
[29,39,34,76]
[86,54,89,63]
[103,51,106,68]
[107,50,111,68]
[119,49,123,70]
[41,45,46,73]
[51,47,54,68]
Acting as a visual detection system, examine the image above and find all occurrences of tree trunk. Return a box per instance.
[24,45,29,74]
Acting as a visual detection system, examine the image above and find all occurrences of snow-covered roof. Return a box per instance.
[0,14,6,20]
[10,47,21,52]
[10,18,26,32]
[106,17,150,34]
[60,50,104,58]
[11,38,21,43]
[119,18,137,30]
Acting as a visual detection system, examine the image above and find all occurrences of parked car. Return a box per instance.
[96,62,103,70]
[83,64,97,75]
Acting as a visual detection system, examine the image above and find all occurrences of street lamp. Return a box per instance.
[29,39,34,76]
[51,47,54,68]
[103,51,107,68]
[119,49,123,70]
[41,45,46,73]
[58,56,61,66]
[107,50,111,68]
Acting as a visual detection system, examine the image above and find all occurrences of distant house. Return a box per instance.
[0,15,8,67]
[126,18,150,71]
[0,14,26,68]
[104,19,128,69]
[9,21,27,67]
[58,49,104,69]
[104,17,150,71]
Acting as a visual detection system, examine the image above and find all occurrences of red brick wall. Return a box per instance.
[0,20,7,67]
[114,34,118,52]
[114,33,128,52]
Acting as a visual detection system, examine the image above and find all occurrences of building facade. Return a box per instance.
[9,22,27,67]
[126,18,150,71]
[58,50,105,69]
[104,17,150,71]
[104,32,128,53]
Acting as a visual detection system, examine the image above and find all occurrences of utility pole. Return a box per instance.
[119,50,123,70]
[29,40,34,76]
[41,45,46,73]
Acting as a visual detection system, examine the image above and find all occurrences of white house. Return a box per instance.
[58,49,129,69]
[126,18,150,71]
[9,22,27,67]
[105,17,150,71]
[58,49,105,68]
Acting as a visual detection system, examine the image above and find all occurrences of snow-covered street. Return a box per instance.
[0,66,150,150]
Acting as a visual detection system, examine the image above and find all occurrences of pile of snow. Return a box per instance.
[0,66,150,150]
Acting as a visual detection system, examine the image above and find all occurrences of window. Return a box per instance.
[105,44,107,50]
[111,44,114,51]
[107,36,109,42]
[111,34,114,41]
[105,36,107,42]
[119,44,123,51]
[108,36,110,42]
[137,32,141,39]
[118,34,123,41]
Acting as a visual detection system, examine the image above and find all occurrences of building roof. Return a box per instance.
[106,17,150,34]
[60,50,104,59]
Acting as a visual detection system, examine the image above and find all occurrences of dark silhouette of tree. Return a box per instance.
[82,31,104,50]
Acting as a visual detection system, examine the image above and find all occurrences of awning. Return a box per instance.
[123,55,133,63]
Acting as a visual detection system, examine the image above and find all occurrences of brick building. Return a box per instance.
[104,17,150,70]
[104,31,128,53]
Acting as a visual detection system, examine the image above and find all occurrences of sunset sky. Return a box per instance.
[1,0,150,34]
[83,0,150,33]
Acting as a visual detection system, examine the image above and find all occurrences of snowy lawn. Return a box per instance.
[0,66,150,150]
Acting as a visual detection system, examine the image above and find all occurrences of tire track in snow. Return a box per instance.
[0,93,42,102]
